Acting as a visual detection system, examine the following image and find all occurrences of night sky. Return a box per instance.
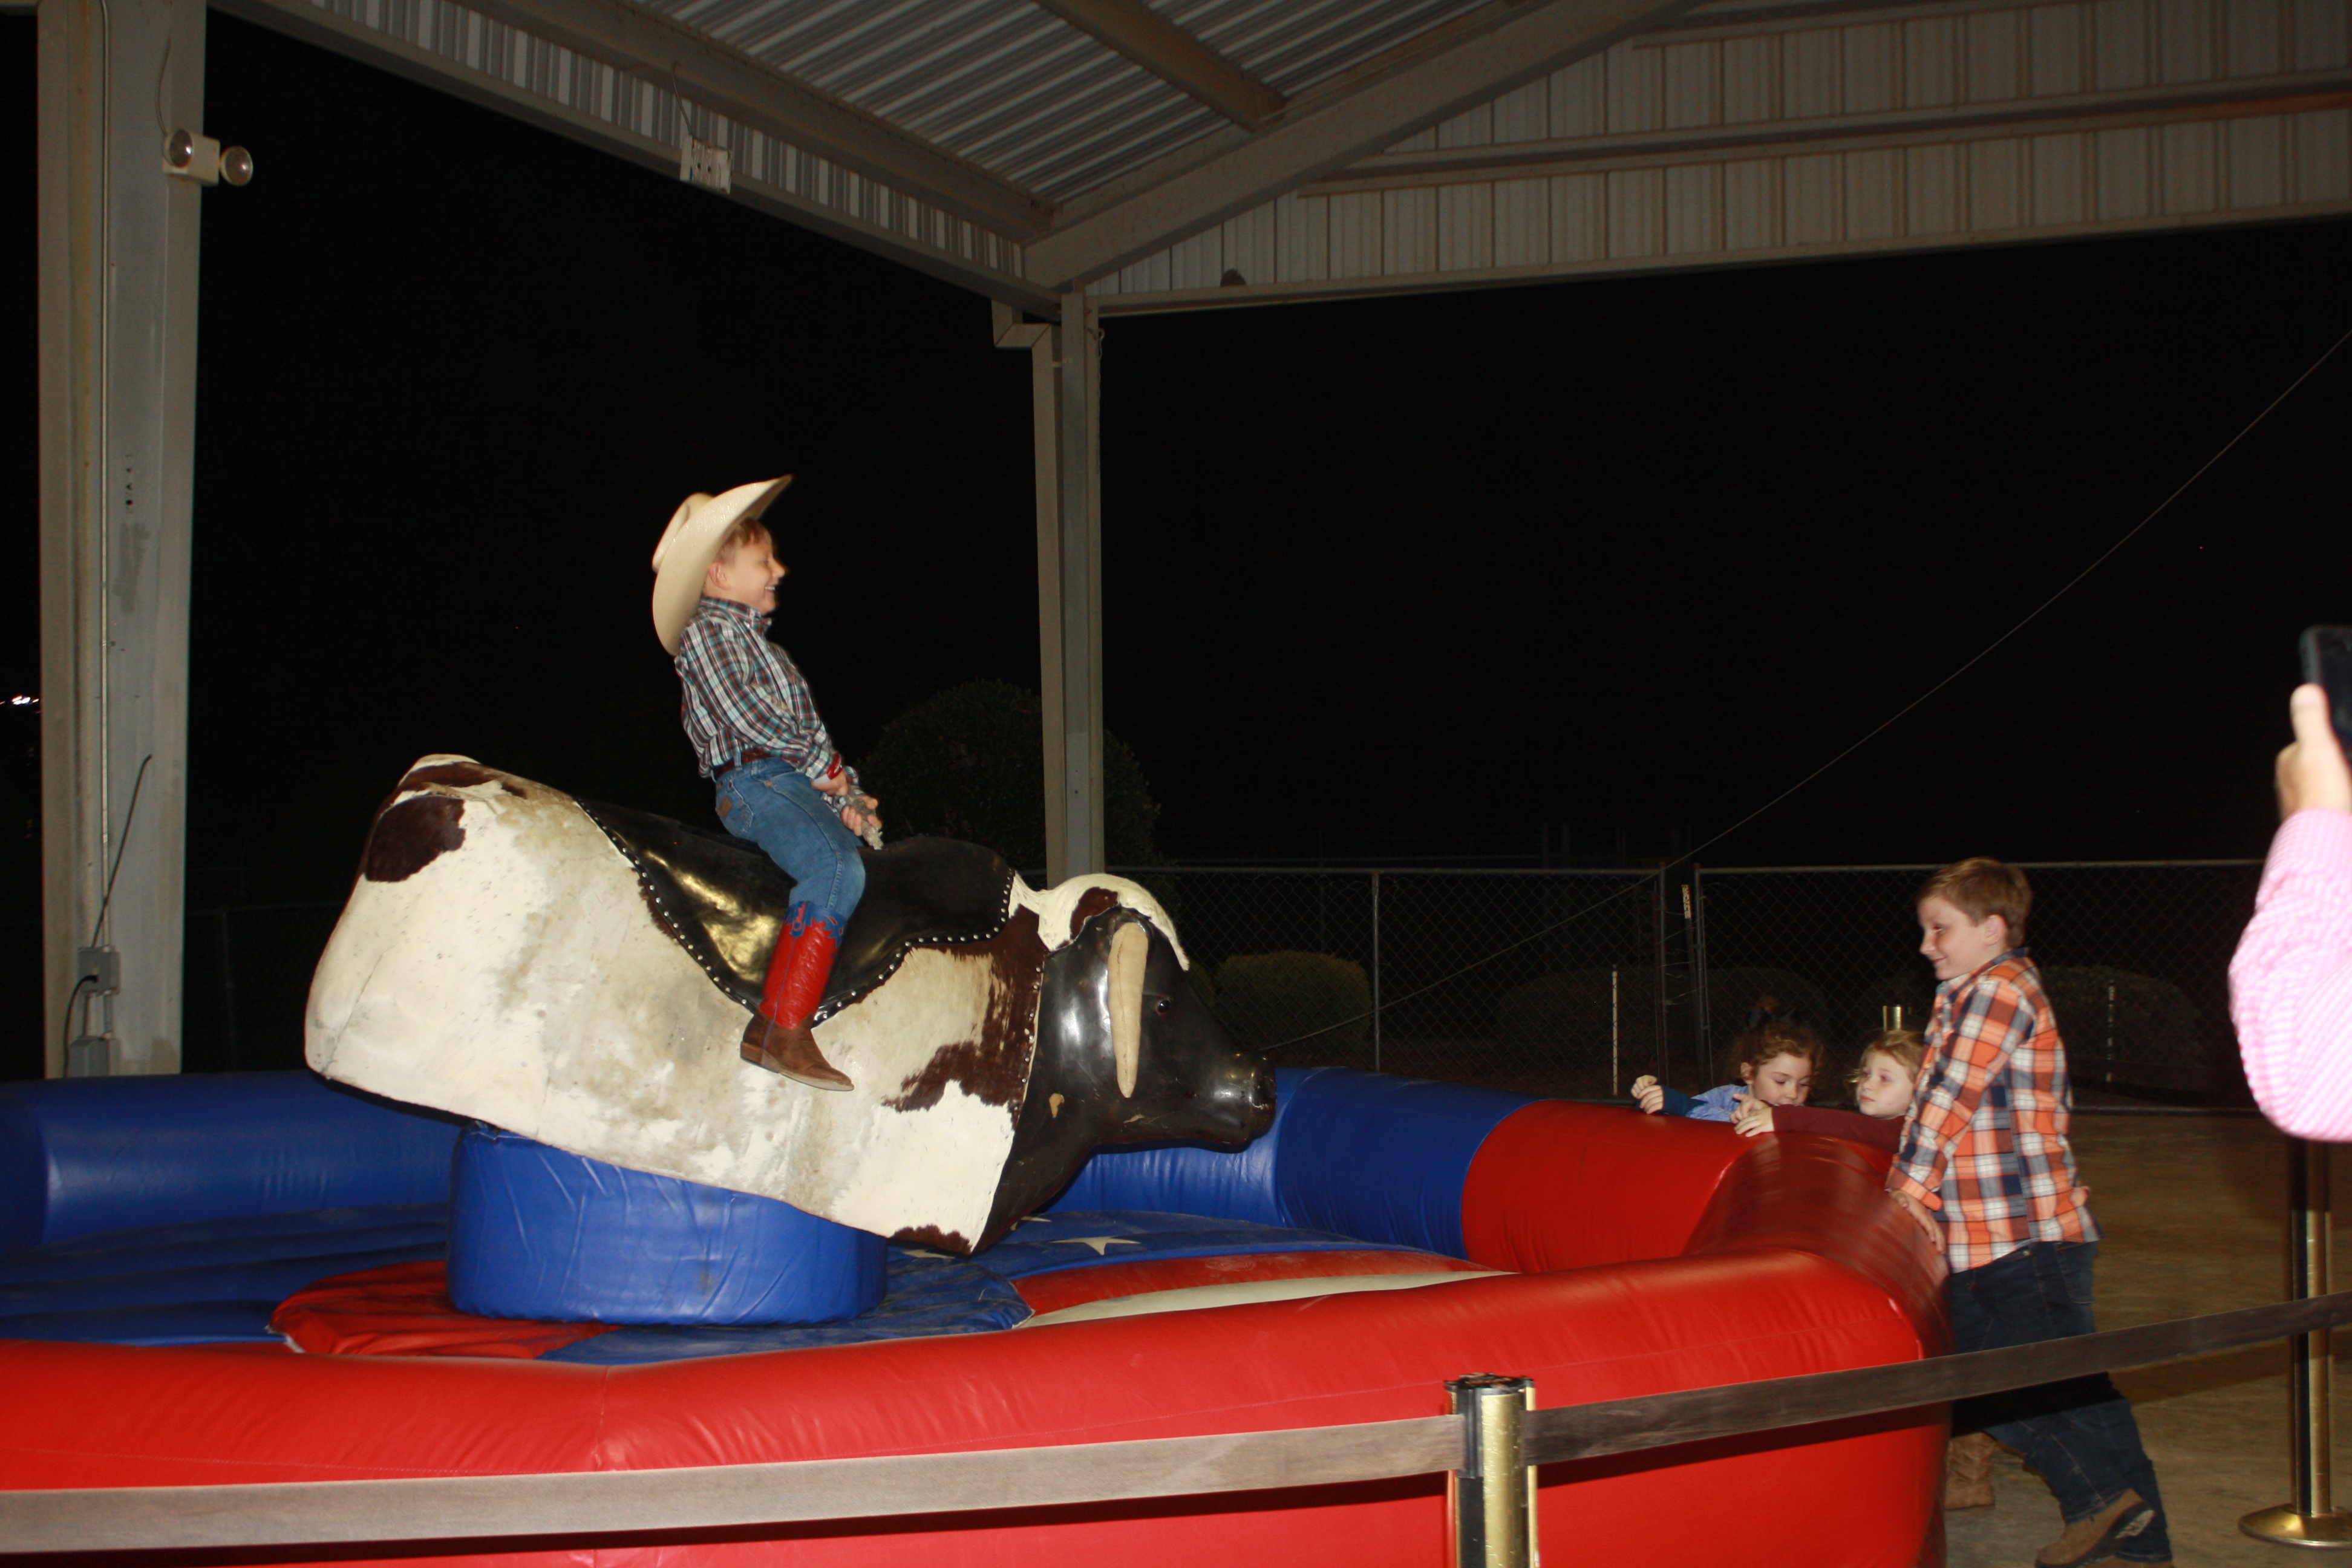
[5,12,2350,920]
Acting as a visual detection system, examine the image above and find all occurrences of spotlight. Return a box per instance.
[163,128,253,188]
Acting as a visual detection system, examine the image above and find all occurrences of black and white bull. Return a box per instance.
[307,756,1272,1253]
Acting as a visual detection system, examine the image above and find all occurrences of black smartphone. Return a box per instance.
[2301,626,2352,756]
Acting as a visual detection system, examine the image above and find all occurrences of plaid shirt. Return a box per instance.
[1888,949,2096,1273]
[674,596,851,785]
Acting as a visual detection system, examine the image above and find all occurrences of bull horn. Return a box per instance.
[1108,921,1146,1099]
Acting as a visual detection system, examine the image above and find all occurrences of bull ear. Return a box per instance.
[1107,921,1146,1099]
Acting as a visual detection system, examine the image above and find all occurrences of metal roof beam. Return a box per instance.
[460,0,1054,240]
[1030,0,1285,129]
[1019,0,1701,290]
[212,0,1062,315]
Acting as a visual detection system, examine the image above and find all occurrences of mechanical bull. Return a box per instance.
[306,757,1273,1253]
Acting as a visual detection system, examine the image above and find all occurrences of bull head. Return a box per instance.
[976,907,1275,1250]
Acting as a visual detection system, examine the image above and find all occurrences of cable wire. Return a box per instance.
[1260,321,2352,1050]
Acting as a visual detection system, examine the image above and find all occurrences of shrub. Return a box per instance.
[2040,966,2203,1065]
[1852,969,1938,1044]
[1702,967,1832,1069]
[856,680,1161,871]
[1215,951,1370,1067]
[1495,967,1658,1062]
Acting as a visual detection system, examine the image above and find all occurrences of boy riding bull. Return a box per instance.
[651,477,880,1093]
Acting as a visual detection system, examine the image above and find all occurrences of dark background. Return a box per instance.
[5,11,2348,915]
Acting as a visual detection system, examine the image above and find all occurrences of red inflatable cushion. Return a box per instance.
[1014,1249,1492,1315]
[271,1261,615,1360]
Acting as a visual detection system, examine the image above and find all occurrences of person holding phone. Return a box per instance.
[2230,642,2352,1140]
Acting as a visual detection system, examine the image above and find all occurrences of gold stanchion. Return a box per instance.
[1448,1374,1537,1568]
[2243,1140,2352,1548]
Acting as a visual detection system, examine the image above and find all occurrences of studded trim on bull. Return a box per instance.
[573,799,1022,1025]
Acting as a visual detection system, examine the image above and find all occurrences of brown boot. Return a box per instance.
[750,1020,852,1091]
[739,912,854,1091]
[1944,1430,1996,1511]
[2034,1489,2157,1567]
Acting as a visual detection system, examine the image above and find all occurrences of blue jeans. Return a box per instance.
[1949,1240,2171,1562]
[713,759,865,936]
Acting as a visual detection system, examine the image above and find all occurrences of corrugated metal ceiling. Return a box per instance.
[631,0,1494,203]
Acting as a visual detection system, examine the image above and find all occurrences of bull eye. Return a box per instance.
[1152,996,1172,1017]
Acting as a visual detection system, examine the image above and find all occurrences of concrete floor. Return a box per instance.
[1943,1114,2342,1568]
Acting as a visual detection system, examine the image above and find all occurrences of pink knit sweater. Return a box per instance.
[2232,808,2352,1140]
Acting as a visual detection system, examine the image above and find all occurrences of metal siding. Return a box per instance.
[2227,113,2289,202]
[2299,106,2352,197]
[1723,33,1779,122]
[1065,0,2352,311]
[2161,119,2223,208]
[1843,22,1901,113]
[1724,156,1779,246]
[1493,177,1550,266]
[1551,172,1607,261]
[1907,13,1963,105]
[2296,0,2350,67]
[1663,39,1722,129]
[1664,161,1723,250]
[1967,9,2022,102]
[1608,166,1664,255]
[1437,181,1494,270]
[2094,0,2150,89]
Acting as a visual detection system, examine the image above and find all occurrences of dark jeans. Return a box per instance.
[714,759,866,936]
[1949,1240,2171,1562]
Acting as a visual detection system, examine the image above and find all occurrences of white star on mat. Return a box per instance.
[1016,1216,1054,1226]
[900,1249,954,1261]
[1053,1236,1141,1256]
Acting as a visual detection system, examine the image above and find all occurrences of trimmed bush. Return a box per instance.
[2040,966,2202,1064]
[1215,952,1369,1067]
[856,680,1161,871]
[1702,967,1832,1065]
[1495,967,1658,1060]
[1852,969,1938,1045]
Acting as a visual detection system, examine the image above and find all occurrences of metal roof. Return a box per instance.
[206,0,2352,312]
[634,0,1495,200]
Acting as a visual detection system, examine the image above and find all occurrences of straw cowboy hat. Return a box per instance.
[650,477,792,655]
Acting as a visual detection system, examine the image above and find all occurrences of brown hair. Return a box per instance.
[1918,856,2032,944]
[711,515,771,566]
[1728,1020,1828,1084]
[1855,1027,1925,1080]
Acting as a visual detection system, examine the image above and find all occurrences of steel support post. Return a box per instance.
[2244,1140,2352,1547]
[1000,296,1105,885]
[36,0,208,1077]
[1448,1374,1537,1568]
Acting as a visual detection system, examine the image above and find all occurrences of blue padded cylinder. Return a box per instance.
[447,1128,885,1326]
[0,1071,460,1256]
[1042,1065,1316,1226]
[1270,1070,1534,1258]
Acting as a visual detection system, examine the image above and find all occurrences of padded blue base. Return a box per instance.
[0,1072,460,1254]
[449,1128,886,1327]
[0,1203,451,1346]
[544,1247,1031,1364]
[1050,1068,1534,1258]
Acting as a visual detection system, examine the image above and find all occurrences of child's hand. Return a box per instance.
[1630,1075,1665,1114]
[1732,1098,1774,1137]
[841,795,883,837]
[1891,1191,1944,1251]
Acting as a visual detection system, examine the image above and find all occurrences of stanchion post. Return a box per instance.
[2243,1139,2352,1548]
[1448,1374,1537,1568]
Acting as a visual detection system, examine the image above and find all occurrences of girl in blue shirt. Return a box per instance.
[1631,1021,1828,1122]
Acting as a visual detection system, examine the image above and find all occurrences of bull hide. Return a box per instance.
[306,756,1229,1253]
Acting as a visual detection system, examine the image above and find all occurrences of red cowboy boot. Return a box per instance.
[740,913,853,1091]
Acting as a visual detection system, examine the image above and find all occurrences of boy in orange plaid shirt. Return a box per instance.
[1889,858,2170,1567]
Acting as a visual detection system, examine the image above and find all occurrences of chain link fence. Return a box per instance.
[10,860,2265,1102]
[1126,860,2264,1108]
